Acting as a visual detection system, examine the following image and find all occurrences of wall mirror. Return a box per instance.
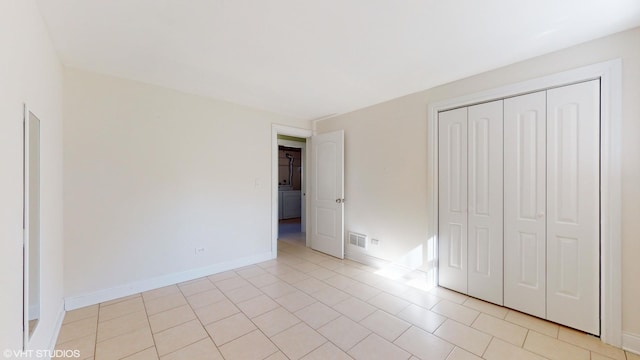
[23,105,41,346]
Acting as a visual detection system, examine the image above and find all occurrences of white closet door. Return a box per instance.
[467,100,503,305]
[504,91,547,318]
[438,107,468,294]
[546,80,600,335]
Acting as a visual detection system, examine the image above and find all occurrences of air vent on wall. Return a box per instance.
[348,232,368,250]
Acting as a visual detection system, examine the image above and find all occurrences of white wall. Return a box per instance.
[63,69,309,305]
[317,27,640,338]
[0,0,65,353]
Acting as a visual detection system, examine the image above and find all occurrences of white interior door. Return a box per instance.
[311,130,344,259]
[546,80,600,335]
[438,107,468,294]
[467,100,503,305]
[504,91,547,318]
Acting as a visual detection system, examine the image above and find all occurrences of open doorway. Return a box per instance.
[271,125,313,255]
[277,139,305,246]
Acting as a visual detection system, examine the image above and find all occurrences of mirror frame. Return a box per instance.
[23,104,41,348]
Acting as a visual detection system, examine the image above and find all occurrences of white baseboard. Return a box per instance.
[344,249,389,269]
[65,251,274,310]
[345,248,428,274]
[345,248,435,291]
[623,332,640,355]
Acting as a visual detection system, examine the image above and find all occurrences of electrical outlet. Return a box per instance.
[371,239,380,246]
[195,247,206,255]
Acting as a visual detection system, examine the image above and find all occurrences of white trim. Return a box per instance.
[47,301,65,353]
[64,251,272,310]
[345,249,390,269]
[599,60,623,346]
[427,59,622,346]
[273,124,313,139]
[271,124,313,254]
[23,103,31,351]
[623,332,640,355]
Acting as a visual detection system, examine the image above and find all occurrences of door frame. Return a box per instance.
[271,125,313,256]
[427,59,622,346]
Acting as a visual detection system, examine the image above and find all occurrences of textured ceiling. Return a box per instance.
[37,0,640,119]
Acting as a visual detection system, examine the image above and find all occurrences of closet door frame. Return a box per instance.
[427,59,622,347]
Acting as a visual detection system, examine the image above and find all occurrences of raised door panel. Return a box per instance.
[467,100,504,305]
[504,91,547,318]
[438,107,468,294]
[546,80,600,335]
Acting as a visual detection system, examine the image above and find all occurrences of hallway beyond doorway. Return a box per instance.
[278,218,305,247]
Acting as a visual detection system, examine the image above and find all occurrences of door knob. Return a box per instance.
[336,198,345,203]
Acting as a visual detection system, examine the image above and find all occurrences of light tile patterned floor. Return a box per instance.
[55,240,637,360]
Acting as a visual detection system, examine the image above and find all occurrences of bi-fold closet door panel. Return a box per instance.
[546,80,600,335]
[503,80,600,335]
[503,91,547,318]
[438,101,503,304]
[438,107,468,294]
[467,101,503,305]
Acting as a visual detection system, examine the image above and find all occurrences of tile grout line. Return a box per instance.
[92,303,100,359]
[480,335,494,358]
[391,325,413,344]
[186,273,237,358]
[481,336,497,358]
[139,288,161,360]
